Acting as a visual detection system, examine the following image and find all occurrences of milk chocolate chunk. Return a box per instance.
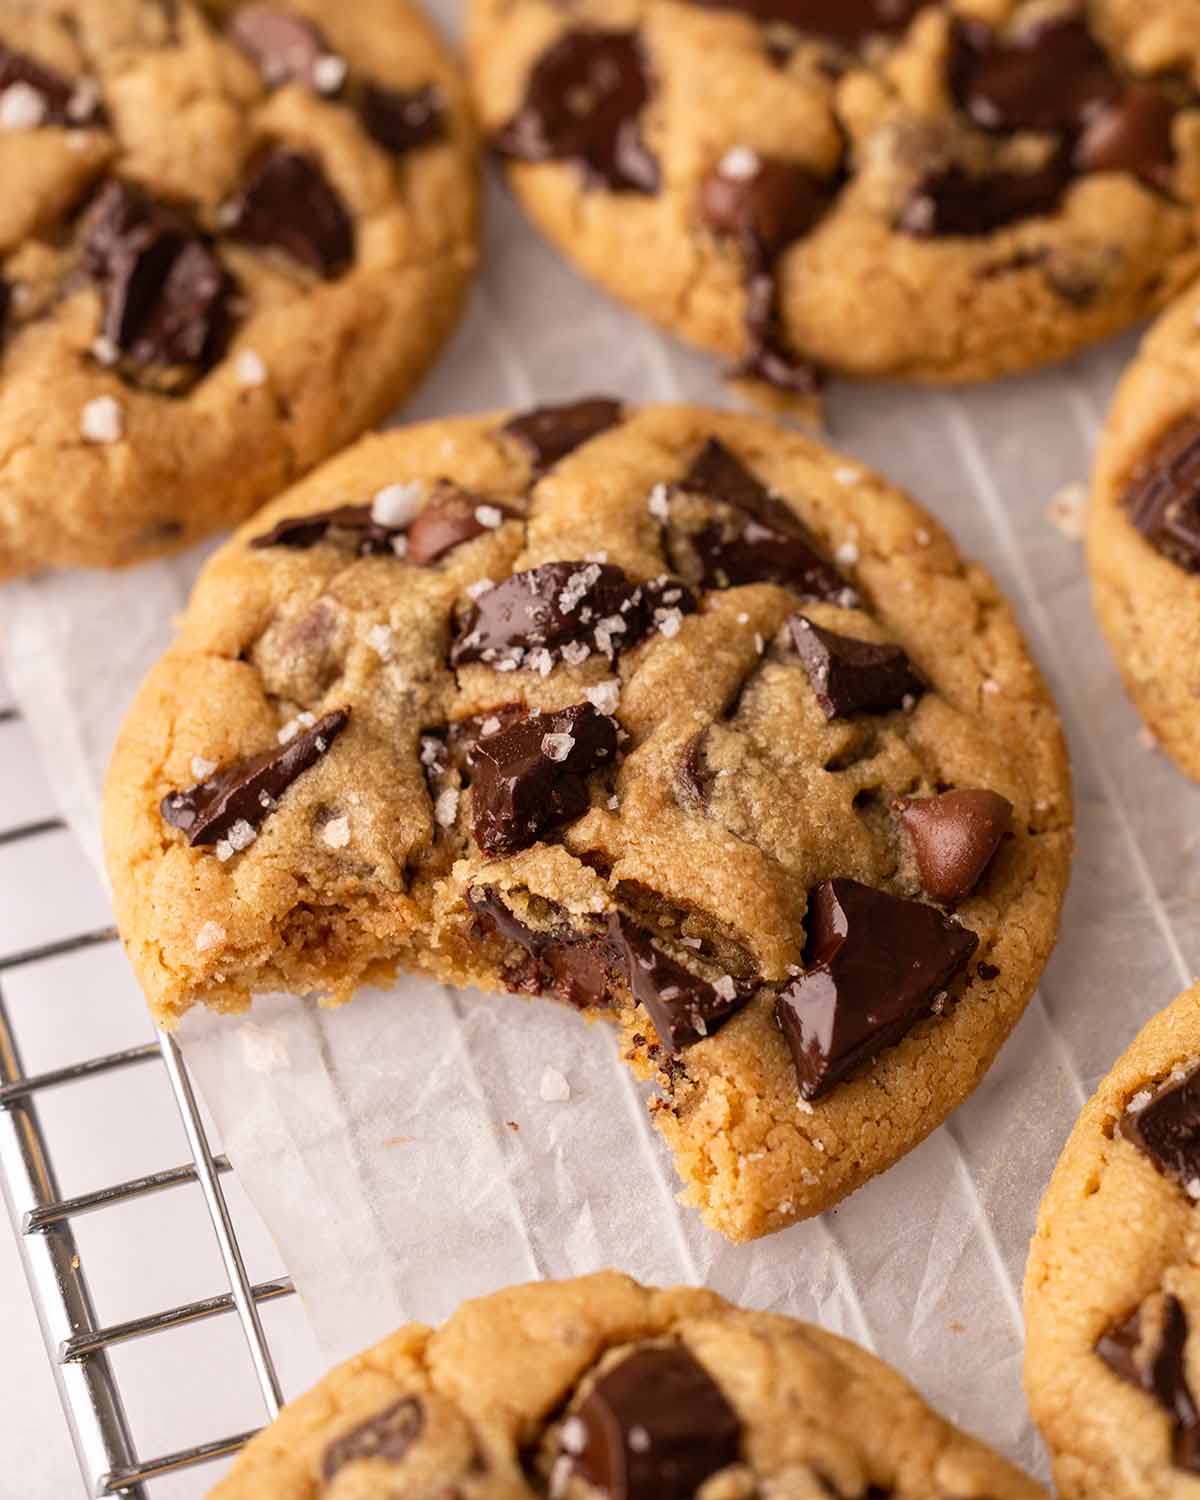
[361,83,445,154]
[1097,1298,1200,1474]
[898,153,1071,237]
[948,16,1120,135]
[226,146,355,276]
[894,789,1012,905]
[789,616,924,719]
[503,397,623,475]
[612,918,746,1052]
[492,30,660,194]
[161,708,349,847]
[677,439,852,601]
[687,0,930,48]
[1121,1067,1200,1189]
[1122,415,1200,572]
[83,181,233,380]
[450,561,695,669]
[321,1397,423,1479]
[1074,85,1178,191]
[469,703,617,855]
[776,877,978,1098]
[0,42,104,127]
[570,1345,741,1500]
[227,7,341,92]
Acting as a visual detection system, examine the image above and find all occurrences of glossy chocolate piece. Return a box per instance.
[492,30,660,194]
[251,503,391,554]
[226,146,355,276]
[789,615,923,718]
[468,703,617,855]
[1122,415,1200,572]
[1097,1297,1200,1474]
[898,152,1072,237]
[1121,1067,1200,1190]
[612,918,746,1052]
[467,887,622,1009]
[699,154,828,263]
[775,877,978,1098]
[161,708,348,847]
[571,1345,742,1500]
[362,83,445,154]
[948,16,1120,135]
[321,1397,424,1479]
[1074,85,1178,191]
[503,397,623,475]
[894,789,1012,905]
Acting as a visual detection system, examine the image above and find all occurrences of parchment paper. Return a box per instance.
[6,6,1200,1475]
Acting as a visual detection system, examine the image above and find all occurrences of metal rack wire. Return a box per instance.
[0,707,292,1498]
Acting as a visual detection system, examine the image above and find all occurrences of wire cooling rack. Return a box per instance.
[0,701,289,1498]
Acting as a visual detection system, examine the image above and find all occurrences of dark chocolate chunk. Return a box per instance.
[0,42,105,127]
[227,7,342,92]
[467,886,622,1009]
[449,561,695,670]
[894,789,1012,905]
[1121,1067,1200,1190]
[675,438,853,601]
[948,16,1121,135]
[570,1345,741,1500]
[405,487,510,565]
[611,917,747,1052]
[1097,1297,1200,1474]
[251,484,504,560]
[82,181,233,381]
[469,703,617,855]
[686,0,930,48]
[1123,416,1200,573]
[251,503,389,553]
[321,1397,424,1479]
[898,151,1072,237]
[491,30,660,194]
[789,615,924,719]
[775,877,978,1098]
[1075,85,1178,193]
[1097,1305,1146,1388]
[226,146,355,276]
[976,960,1001,981]
[503,397,623,476]
[361,83,445,154]
[699,153,828,264]
[161,708,349,847]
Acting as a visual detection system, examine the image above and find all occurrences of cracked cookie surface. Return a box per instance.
[1025,983,1200,1500]
[0,0,477,575]
[467,0,1200,400]
[210,1270,1045,1499]
[102,401,1072,1241]
[1088,278,1200,783]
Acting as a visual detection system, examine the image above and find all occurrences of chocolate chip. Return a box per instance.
[1123,416,1200,573]
[321,1397,424,1480]
[362,83,445,154]
[894,789,1012,905]
[611,917,747,1052]
[1121,1067,1200,1190]
[789,615,924,719]
[252,483,505,560]
[686,0,930,48]
[977,960,1000,981]
[897,151,1072,237]
[450,562,695,671]
[161,708,349,847]
[251,503,389,553]
[1097,1297,1200,1474]
[502,397,623,476]
[227,7,342,92]
[226,146,355,276]
[775,877,978,1098]
[82,181,233,383]
[948,16,1121,135]
[675,439,853,601]
[699,153,829,264]
[0,42,104,127]
[1075,84,1178,193]
[570,1345,741,1500]
[469,703,618,855]
[492,30,660,194]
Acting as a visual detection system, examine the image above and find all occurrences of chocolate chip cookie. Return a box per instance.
[1025,983,1200,1500]
[211,1270,1045,1499]
[0,0,477,575]
[467,0,1200,400]
[1088,278,1200,782]
[103,400,1072,1241]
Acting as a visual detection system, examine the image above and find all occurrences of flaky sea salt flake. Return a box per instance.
[539,1066,571,1102]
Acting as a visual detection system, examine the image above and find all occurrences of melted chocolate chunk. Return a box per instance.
[898,151,1072,237]
[362,83,445,154]
[503,397,623,475]
[321,1397,424,1479]
[467,887,622,1009]
[252,503,391,553]
[675,438,853,600]
[789,615,924,718]
[612,918,746,1051]
[251,484,503,560]
[775,877,978,1098]
[0,42,104,127]
[570,1345,742,1500]
[1121,1067,1200,1190]
[227,7,341,92]
[894,789,1012,905]
[948,16,1121,135]
[450,562,695,670]
[687,0,930,48]
[738,270,823,393]
[1076,84,1178,191]
[83,181,233,382]
[468,702,618,855]
[492,30,660,194]
[405,487,509,565]
[1122,416,1200,573]
[161,708,348,847]
[699,153,829,264]
[1097,1297,1200,1474]
[226,146,355,276]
